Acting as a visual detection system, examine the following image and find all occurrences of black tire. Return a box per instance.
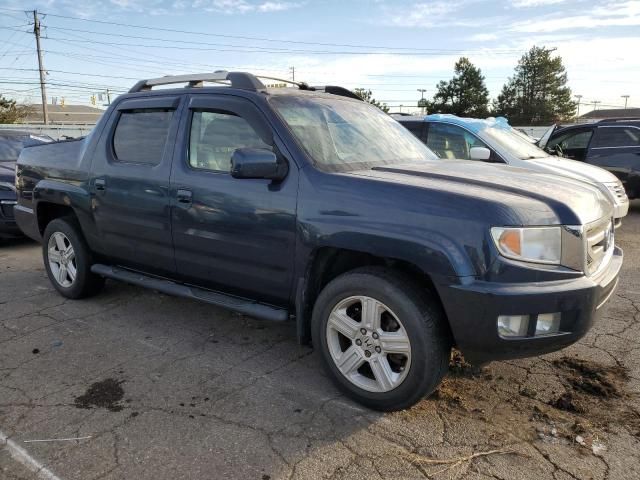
[43,216,104,299]
[312,267,450,411]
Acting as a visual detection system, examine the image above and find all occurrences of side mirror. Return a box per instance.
[230,148,286,180]
[469,146,491,161]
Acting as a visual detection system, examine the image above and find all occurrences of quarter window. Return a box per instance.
[189,110,271,172]
[591,127,640,148]
[113,109,173,165]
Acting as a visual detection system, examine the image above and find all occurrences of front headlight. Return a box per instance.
[491,226,561,265]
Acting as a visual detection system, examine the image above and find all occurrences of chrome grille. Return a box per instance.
[586,217,614,275]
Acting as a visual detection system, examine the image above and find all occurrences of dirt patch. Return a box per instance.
[448,350,487,378]
[550,392,586,413]
[553,357,628,398]
[74,378,125,412]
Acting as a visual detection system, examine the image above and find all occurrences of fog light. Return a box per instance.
[535,313,561,336]
[497,315,529,338]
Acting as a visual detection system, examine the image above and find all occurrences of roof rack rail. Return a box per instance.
[128,71,364,102]
[311,86,363,101]
[597,117,640,123]
[128,71,266,93]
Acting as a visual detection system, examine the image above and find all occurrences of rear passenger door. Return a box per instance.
[587,126,640,177]
[169,95,298,306]
[89,96,182,275]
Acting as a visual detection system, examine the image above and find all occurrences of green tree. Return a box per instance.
[429,57,490,117]
[0,95,30,123]
[494,46,576,125]
[353,88,389,113]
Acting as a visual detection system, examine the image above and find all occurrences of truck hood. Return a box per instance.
[0,160,16,184]
[347,160,612,226]
[526,156,619,184]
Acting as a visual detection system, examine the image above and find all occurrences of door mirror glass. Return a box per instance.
[231,148,286,180]
[469,146,491,161]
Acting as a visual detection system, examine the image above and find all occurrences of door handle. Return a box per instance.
[176,189,193,205]
[95,178,106,191]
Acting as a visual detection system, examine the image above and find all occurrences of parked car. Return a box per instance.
[15,72,622,411]
[0,129,52,239]
[538,119,640,199]
[395,114,629,226]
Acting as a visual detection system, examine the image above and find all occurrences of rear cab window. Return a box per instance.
[113,109,173,165]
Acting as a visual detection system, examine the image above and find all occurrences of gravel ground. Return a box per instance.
[1,202,639,480]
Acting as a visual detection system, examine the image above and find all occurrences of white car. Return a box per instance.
[395,114,629,226]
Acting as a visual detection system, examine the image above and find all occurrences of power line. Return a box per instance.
[44,35,515,56]
[27,9,522,53]
[42,25,521,56]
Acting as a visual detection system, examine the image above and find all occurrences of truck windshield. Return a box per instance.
[483,126,548,160]
[270,95,438,171]
[0,137,25,162]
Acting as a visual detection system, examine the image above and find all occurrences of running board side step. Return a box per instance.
[90,264,288,322]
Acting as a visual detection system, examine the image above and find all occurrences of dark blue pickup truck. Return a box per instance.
[14,72,622,410]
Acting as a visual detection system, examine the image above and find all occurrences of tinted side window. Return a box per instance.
[113,109,173,165]
[426,123,487,160]
[591,126,640,148]
[189,110,271,172]
[547,130,592,150]
[401,121,424,139]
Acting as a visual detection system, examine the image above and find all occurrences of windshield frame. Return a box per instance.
[268,92,439,173]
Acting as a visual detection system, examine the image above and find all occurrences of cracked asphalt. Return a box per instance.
[1,202,639,480]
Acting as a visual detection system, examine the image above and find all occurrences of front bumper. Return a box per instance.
[613,198,629,227]
[437,246,623,364]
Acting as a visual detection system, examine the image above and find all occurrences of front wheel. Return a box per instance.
[312,267,450,411]
[43,217,104,299]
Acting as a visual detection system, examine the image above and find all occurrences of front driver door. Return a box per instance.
[170,95,298,306]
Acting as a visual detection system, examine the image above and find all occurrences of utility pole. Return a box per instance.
[106,89,111,105]
[33,10,48,125]
[592,100,601,111]
[574,94,582,119]
[289,66,295,82]
[621,95,630,109]
[417,88,427,114]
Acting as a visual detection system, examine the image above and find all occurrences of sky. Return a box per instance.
[0,0,638,117]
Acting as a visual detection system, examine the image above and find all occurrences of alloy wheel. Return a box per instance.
[326,296,412,393]
[47,232,77,288]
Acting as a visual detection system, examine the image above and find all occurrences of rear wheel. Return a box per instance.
[43,217,104,299]
[312,267,450,411]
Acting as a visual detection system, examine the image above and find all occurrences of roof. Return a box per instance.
[397,113,513,133]
[0,129,33,137]
[22,104,105,124]
[579,108,640,120]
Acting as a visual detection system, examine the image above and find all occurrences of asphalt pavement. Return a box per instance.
[1,202,639,480]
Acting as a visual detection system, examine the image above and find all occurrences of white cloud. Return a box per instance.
[468,33,499,41]
[257,1,296,12]
[382,1,466,27]
[192,0,301,14]
[510,0,640,32]
[511,0,565,7]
